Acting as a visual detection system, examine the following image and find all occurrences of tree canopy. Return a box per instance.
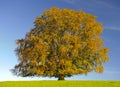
[12,7,109,80]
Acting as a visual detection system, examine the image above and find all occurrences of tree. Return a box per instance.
[12,7,109,80]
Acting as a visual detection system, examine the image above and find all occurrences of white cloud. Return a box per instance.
[104,67,120,75]
[63,0,79,4]
[94,0,120,10]
[104,70,120,74]
[104,26,120,31]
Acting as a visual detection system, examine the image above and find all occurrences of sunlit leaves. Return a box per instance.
[13,7,109,80]
[94,65,104,73]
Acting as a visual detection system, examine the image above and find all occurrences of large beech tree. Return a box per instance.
[12,7,109,80]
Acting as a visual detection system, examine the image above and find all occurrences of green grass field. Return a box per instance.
[0,80,120,87]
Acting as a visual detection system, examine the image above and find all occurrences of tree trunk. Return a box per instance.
[58,75,65,80]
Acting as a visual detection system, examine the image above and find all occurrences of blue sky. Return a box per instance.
[0,0,120,81]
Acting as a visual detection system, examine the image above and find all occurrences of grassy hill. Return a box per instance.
[0,80,120,87]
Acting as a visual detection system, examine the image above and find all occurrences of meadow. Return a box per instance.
[0,80,120,87]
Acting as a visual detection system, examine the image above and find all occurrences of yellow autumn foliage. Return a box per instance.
[13,7,109,80]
